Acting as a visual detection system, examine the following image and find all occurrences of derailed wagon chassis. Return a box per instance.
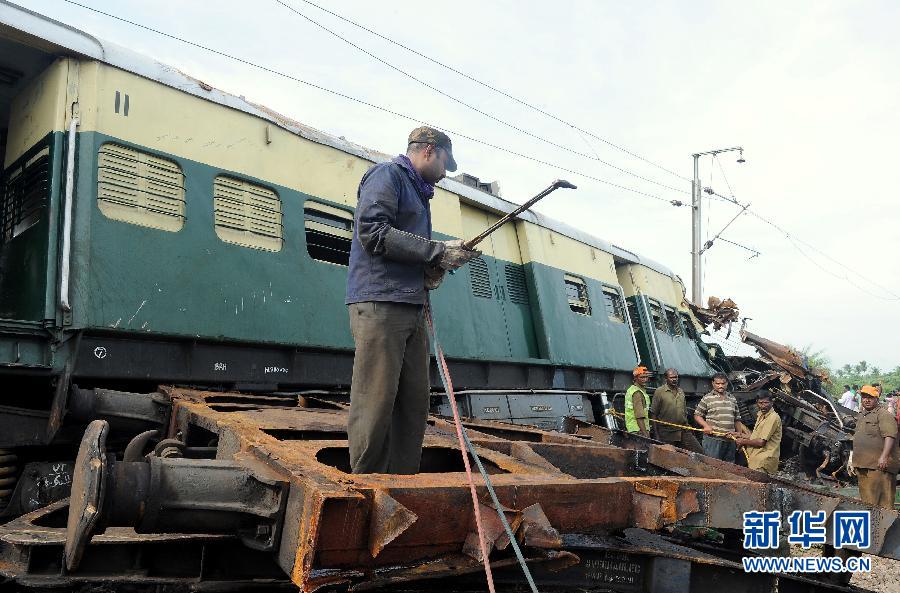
[727,328,857,482]
[1,387,898,592]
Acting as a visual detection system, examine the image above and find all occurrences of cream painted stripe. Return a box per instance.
[616,264,685,307]
[4,59,69,167]
[516,221,619,285]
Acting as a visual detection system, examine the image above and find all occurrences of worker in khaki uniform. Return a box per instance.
[850,385,899,508]
[624,366,651,437]
[735,391,782,474]
[650,368,703,454]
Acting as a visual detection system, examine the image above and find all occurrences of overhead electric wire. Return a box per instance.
[59,0,688,207]
[704,188,900,301]
[288,0,692,183]
[273,0,689,196]
[702,152,896,300]
[716,236,760,259]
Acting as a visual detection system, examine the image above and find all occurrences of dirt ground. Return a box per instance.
[850,555,900,593]
[789,545,900,593]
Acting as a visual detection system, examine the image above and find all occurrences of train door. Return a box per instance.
[460,206,539,360]
[0,49,70,324]
[624,295,663,372]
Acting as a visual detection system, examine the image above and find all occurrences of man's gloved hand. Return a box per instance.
[846,451,856,477]
[424,264,446,290]
[439,239,481,271]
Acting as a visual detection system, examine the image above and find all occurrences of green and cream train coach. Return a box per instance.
[0,3,718,453]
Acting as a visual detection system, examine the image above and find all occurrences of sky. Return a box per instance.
[19,0,900,371]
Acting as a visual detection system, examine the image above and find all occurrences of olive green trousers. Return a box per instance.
[348,301,430,474]
[857,468,898,509]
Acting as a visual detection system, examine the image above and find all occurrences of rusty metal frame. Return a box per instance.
[2,386,897,592]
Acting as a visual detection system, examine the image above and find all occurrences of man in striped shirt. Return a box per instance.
[693,373,748,463]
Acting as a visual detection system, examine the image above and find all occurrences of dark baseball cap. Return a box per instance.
[408,126,457,172]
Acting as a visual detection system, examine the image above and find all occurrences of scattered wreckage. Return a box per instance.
[729,328,855,485]
[0,386,896,592]
[688,297,854,487]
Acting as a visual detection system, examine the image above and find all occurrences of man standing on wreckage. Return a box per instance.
[345,127,481,474]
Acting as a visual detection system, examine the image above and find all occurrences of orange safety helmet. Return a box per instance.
[859,385,879,398]
[632,366,650,378]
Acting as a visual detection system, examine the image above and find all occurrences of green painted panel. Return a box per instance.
[653,329,718,377]
[0,333,51,368]
[428,257,510,360]
[0,133,62,322]
[495,260,539,359]
[527,262,638,369]
[427,253,540,361]
[503,301,539,359]
[71,132,354,350]
[626,295,717,377]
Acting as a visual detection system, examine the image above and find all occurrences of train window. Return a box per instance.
[1,146,49,242]
[97,144,185,232]
[304,202,353,265]
[564,274,591,316]
[649,300,668,332]
[665,306,684,336]
[213,176,282,252]
[469,257,492,298]
[505,264,529,304]
[626,300,642,335]
[681,312,699,339]
[602,287,625,322]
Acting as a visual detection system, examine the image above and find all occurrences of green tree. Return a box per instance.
[787,347,900,397]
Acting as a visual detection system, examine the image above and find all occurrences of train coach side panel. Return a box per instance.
[517,222,638,369]
[64,61,548,364]
[617,264,717,378]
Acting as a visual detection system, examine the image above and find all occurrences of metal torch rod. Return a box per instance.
[463,179,577,249]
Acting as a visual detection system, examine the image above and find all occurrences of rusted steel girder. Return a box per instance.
[45,387,900,592]
[564,417,900,561]
[6,501,861,593]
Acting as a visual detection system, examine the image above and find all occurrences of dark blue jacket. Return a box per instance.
[345,162,443,305]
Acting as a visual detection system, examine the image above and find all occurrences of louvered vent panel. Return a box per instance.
[97,143,185,232]
[213,176,282,252]
[469,257,492,299]
[1,146,50,242]
[505,264,529,304]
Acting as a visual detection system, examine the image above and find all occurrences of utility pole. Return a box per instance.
[691,146,745,306]
[692,154,702,306]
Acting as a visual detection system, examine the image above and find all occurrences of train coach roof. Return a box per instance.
[0,0,677,280]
